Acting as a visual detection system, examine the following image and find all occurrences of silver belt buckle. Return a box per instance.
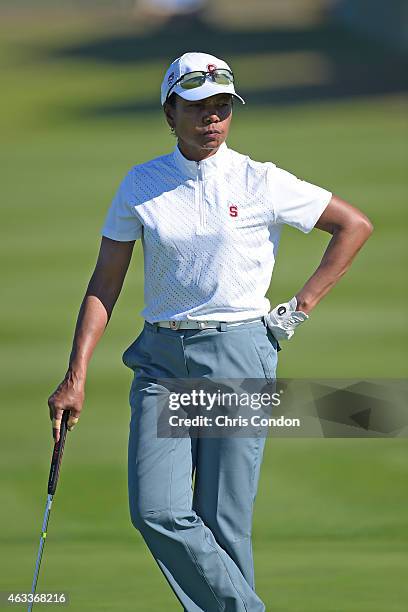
[198,321,208,329]
[169,320,181,330]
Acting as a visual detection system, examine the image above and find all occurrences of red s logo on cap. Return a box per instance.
[207,64,217,73]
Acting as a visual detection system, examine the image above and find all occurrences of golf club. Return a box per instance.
[28,409,70,611]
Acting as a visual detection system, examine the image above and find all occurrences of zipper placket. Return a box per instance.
[196,161,205,232]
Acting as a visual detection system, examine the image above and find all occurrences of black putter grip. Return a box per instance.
[47,410,70,495]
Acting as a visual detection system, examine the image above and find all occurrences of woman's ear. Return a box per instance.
[163,103,175,130]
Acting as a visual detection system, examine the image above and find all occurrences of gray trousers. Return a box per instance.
[123,319,278,611]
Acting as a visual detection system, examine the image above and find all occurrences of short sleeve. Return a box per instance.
[267,164,332,233]
[101,169,142,241]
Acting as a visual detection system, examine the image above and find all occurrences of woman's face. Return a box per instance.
[164,93,233,160]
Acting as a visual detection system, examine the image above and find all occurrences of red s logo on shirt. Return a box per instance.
[229,205,238,217]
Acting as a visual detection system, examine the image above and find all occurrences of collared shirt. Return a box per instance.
[101,143,332,323]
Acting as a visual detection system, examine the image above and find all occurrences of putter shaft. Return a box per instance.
[28,494,53,611]
[29,411,70,611]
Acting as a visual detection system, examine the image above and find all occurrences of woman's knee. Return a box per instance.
[195,501,252,544]
[129,503,173,533]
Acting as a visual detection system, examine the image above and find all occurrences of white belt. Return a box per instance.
[154,317,263,330]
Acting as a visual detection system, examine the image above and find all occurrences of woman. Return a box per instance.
[48,52,373,611]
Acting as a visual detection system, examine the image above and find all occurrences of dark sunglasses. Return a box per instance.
[166,69,234,102]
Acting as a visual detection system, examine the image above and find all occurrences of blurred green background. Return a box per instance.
[1,1,407,610]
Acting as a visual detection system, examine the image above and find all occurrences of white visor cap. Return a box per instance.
[161,52,245,106]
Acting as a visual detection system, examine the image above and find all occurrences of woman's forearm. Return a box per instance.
[296,216,373,314]
[67,293,111,381]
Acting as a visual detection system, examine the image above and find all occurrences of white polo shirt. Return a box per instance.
[101,143,332,323]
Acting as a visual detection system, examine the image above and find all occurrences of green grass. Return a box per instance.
[0,11,407,612]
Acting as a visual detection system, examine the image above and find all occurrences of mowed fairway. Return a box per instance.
[1,12,407,611]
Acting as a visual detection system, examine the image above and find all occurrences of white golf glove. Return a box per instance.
[265,297,309,340]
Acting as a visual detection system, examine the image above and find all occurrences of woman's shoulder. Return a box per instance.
[129,151,174,176]
[228,147,277,174]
